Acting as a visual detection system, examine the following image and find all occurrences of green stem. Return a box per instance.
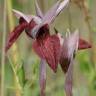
[6,0,21,95]
[1,0,7,96]
[7,56,22,95]
[67,2,73,32]
[81,1,96,70]
[39,0,45,13]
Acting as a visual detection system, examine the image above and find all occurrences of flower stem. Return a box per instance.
[1,0,7,96]
[67,1,73,32]
[39,0,45,13]
[6,0,22,96]
[6,0,19,64]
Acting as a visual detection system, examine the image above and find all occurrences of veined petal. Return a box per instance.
[33,35,60,72]
[35,0,43,18]
[5,22,27,52]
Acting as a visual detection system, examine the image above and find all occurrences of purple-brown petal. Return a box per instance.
[5,22,27,52]
[78,38,92,50]
[33,34,60,73]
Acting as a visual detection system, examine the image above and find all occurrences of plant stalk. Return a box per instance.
[81,1,96,69]
[1,0,6,96]
[6,0,21,96]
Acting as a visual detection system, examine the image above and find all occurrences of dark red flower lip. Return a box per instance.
[32,32,60,73]
[78,38,92,50]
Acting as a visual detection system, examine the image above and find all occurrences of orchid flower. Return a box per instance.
[33,26,91,96]
[37,28,91,96]
[55,29,91,73]
[54,29,91,96]
[6,0,69,71]
[5,0,92,96]
[6,1,69,96]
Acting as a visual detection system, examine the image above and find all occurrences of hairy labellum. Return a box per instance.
[33,34,60,72]
[32,24,60,72]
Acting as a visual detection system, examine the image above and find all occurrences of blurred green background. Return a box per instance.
[0,0,96,96]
